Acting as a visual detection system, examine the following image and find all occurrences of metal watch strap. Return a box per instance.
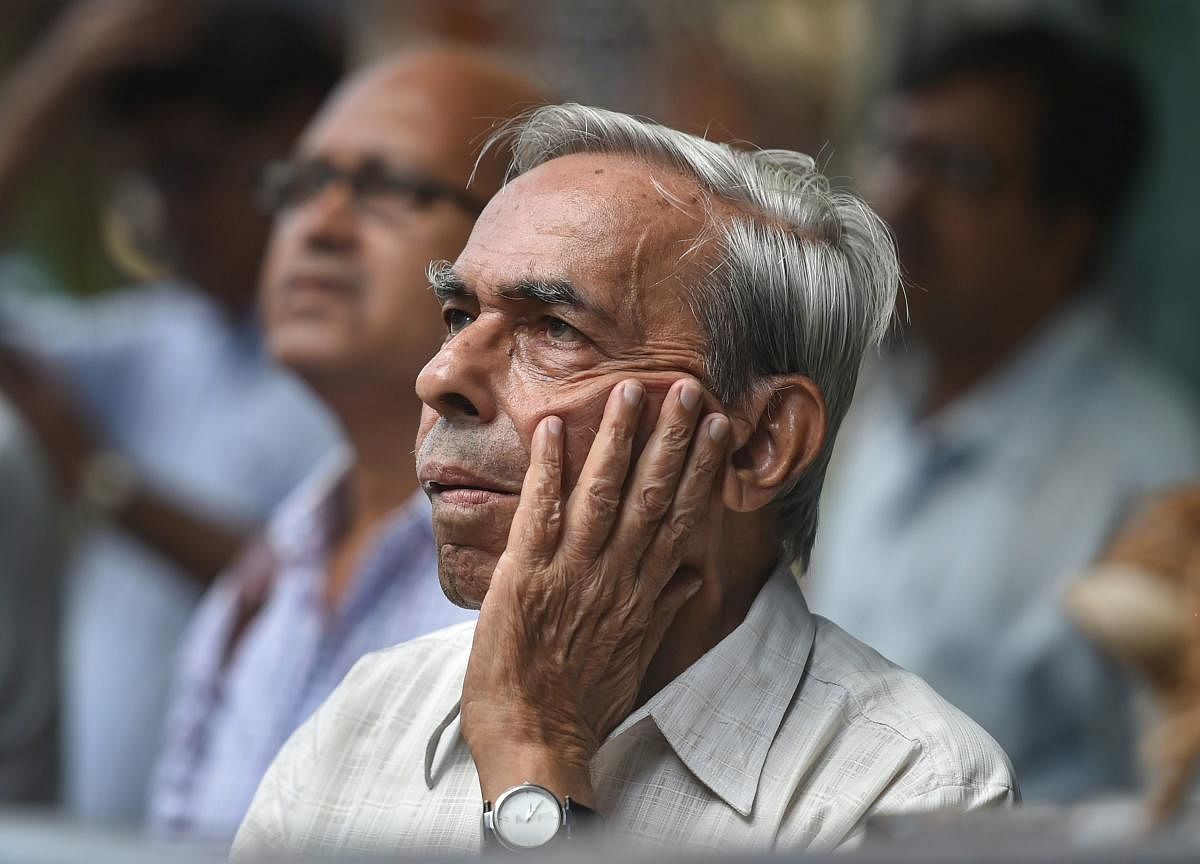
[481,800,498,851]
[563,797,602,841]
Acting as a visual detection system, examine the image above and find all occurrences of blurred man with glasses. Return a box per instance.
[807,22,1200,800]
[0,0,344,823]
[147,48,545,846]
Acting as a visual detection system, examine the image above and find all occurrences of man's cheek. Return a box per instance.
[546,375,685,492]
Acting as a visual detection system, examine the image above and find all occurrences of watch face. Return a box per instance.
[493,786,563,848]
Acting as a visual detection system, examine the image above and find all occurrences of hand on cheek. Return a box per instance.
[535,373,728,496]
[460,375,731,812]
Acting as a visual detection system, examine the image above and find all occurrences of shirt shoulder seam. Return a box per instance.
[804,668,1006,794]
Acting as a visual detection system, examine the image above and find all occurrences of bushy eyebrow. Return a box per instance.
[427,260,471,303]
[497,278,583,308]
[426,260,615,325]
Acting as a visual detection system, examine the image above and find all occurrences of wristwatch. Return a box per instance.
[481,782,601,851]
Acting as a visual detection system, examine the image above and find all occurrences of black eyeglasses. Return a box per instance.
[257,157,487,219]
[865,133,1002,197]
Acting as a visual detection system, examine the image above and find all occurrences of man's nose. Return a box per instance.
[415,324,500,424]
[292,181,360,253]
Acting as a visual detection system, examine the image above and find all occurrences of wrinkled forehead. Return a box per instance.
[455,152,720,330]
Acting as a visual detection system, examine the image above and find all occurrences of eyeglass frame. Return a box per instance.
[861,130,1009,198]
[255,156,489,219]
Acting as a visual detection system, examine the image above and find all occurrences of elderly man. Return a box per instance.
[233,104,1015,857]
[147,50,545,844]
[807,22,1200,800]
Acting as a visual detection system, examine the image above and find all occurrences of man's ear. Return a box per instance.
[722,375,826,513]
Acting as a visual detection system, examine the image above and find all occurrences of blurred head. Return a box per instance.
[414,105,899,607]
[103,2,343,309]
[862,22,1147,348]
[259,48,546,402]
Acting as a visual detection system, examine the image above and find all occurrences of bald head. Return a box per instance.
[259,47,546,401]
[307,47,547,201]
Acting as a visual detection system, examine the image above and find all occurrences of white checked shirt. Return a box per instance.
[232,566,1016,857]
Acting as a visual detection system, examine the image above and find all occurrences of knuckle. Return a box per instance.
[636,484,674,519]
[693,446,723,476]
[558,543,596,571]
[582,479,621,522]
[660,422,692,449]
[529,494,561,535]
[534,470,560,498]
[609,416,636,446]
[660,511,694,555]
[539,500,562,532]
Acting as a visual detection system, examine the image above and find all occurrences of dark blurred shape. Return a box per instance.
[0,392,64,806]
[102,2,342,124]
[95,0,344,307]
[895,21,1148,277]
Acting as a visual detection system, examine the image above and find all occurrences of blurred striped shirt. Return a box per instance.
[148,452,475,846]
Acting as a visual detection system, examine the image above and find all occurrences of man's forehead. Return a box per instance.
[301,73,439,155]
[455,152,717,313]
[299,65,490,190]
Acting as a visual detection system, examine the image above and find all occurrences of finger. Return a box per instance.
[559,380,644,562]
[606,377,706,565]
[637,569,704,678]
[505,415,565,567]
[638,413,730,599]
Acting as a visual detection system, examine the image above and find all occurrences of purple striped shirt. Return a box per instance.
[147,452,475,846]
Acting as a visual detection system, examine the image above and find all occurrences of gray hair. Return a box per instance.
[491,103,899,570]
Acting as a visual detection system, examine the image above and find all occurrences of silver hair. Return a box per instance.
[488,103,900,570]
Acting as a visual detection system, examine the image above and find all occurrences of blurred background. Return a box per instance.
[1,0,1199,856]
[3,0,1198,387]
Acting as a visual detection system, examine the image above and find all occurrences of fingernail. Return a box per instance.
[679,381,700,412]
[546,416,563,437]
[707,415,729,441]
[623,381,644,406]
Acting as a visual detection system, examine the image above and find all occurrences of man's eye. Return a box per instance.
[546,318,585,343]
[444,308,474,334]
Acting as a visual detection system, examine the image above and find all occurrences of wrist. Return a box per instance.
[461,695,598,758]
[465,724,596,810]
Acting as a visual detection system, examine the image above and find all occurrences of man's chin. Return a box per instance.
[436,543,500,610]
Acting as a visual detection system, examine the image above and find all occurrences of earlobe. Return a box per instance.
[721,376,827,513]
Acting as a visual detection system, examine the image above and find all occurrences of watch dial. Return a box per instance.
[494,788,562,848]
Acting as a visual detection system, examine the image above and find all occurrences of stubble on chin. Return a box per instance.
[418,416,528,609]
[437,542,500,610]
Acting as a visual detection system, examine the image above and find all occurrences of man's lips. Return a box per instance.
[418,463,521,506]
[282,270,359,299]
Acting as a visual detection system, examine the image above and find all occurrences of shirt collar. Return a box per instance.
[885,297,1112,466]
[267,447,353,568]
[605,565,816,816]
[264,449,434,609]
[423,566,815,817]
